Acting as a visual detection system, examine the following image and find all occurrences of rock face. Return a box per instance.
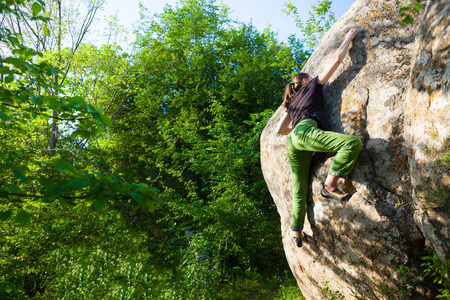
[260,0,449,298]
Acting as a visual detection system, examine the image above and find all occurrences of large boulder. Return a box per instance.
[260,0,449,298]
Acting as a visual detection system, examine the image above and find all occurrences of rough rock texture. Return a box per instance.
[260,0,449,298]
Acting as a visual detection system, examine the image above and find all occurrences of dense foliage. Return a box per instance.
[283,0,335,57]
[90,1,305,297]
[0,0,311,298]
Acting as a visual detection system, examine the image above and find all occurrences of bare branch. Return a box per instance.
[60,1,105,86]
[18,10,45,51]
[104,89,118,114]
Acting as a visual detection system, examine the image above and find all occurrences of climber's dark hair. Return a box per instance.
[282,73,310,109]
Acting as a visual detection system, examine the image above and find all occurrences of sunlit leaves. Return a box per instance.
[283,0,336,52]
[105,0,292,294]
[31,2,42,16]
[0,0,158,225]
[398,0,429,26]
[1,159,159,221]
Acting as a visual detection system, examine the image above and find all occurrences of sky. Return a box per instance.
[89,0,355,47]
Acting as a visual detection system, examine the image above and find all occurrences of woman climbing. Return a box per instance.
[275,27,362,248]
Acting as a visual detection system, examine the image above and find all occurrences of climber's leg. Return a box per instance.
[291,119,361,176]
[290,119,362,198]
[323,133,362,179]
[286,133,313,232]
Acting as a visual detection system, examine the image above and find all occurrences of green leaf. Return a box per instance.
[11,165,29,183]
[70,130,92,139]
[101,114,112,126]
[13,171,27,182]
[0,210,12,221]
[0,112,10,121]
[68,97,84,109]
[412,5,422,13]
[31,2,42,15]
[91,112,103,124]
[131,192,155,212]
[15,210,31,224]
[44,95,60,109]
[43,24,51,36]
[130,192,145,205]
[136,186,158,199]
[86,103,95,113]
[42,194,58,203]
[37,177,56,190]
[4,75,14,83]
[58,198,68,207]
[145,200,155,212]
[70,130,82,139]
[53,161,76,172]
[400,15,414,26]
[93,198,106,211]
[91,171,103,177]
[67,179,89,189]
[0,66,11,73]
[50,185,65,194]
[31,95,41,103]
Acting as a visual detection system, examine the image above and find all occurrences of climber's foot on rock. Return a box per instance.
[320,184,351,201]
[293,231,303,247]
[294,231,317,248]
[301,232,316,247]
[293,236,302,247]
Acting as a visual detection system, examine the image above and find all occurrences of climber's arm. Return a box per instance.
[276,111,292,135]
[318,27,359,85]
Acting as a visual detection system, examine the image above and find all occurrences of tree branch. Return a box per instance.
[0,102,90,121]
[104,89,118,114]
[3,191,87,200]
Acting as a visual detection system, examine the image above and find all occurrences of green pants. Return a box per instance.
[286,119,362,231]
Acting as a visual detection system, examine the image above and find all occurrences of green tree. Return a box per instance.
[101,0,300,296]
[284,0,336,65]
[0,0,157,216]
[1,1,157,296]
[1,0,106,159]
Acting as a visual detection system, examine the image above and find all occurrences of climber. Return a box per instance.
[275,27,362,248]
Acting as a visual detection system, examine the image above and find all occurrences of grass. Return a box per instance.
[218,271,305,300]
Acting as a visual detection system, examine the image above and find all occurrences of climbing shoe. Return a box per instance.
[293,236,302,248]
[320,185,351,201]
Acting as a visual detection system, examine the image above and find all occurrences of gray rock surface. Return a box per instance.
[260,0,449,298]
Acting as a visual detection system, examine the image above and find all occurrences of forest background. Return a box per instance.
[0,0,355,298]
